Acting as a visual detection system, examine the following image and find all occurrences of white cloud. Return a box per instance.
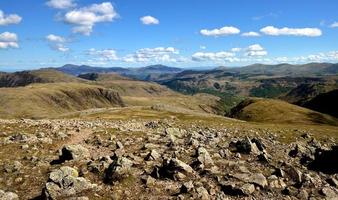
[260,26,322,37]
[330,22,338,28]
[122,47,179,63]
[64,2,118,35]
[200,45,206,50]
[54,43,69,52]
[45,34,69,52]
[231,47,241,52]
[46,34,66,43]
[87,48,118,61]
[245,44,267,56]
[140,16,159,25]
[0,32,19,49]
[192,51,236,62]
[0,10,22,26]
[241,31,260,37]
[200,26,240,37]
[46,0,76,9]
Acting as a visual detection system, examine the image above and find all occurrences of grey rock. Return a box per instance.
[105,156,133,183]
[59,144,90,161]
[0,190,19,200]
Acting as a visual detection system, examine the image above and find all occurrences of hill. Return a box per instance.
[54,64,183,79]
[0,69,84,87]
[229,98,337,125]
[0,83,124,118]
[302,89,338,117]
[78,73,132,81]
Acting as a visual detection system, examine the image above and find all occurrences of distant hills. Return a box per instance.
[53,64,183,80]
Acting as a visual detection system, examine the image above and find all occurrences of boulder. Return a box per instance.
[0,190,19,200]
[104,156,133,183]
[43,166,96,199]
[59,145,90,162]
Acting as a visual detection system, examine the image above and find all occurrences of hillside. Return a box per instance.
[303,89,338,117]
[0,83,124,118]
[54,64,183,79]
[229,98,337,125]
[0,69,84,87]
[78,73,132,81]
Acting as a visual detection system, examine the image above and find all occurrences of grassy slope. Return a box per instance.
[229,98,338,126]
[0,83,124,118]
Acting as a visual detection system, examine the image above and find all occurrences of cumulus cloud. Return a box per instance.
[46,34,66,43]
[245,44,267,56]
[330,22,338,28]
[87,48,118,61]
[192,51,236,62]
[241,31,260,37]
[200,26,240,37]
[122,47,179,63]
[46,34,69,52]
[0,32,19,49]
[260,26,322,37]
[46,0,76,9]
[0,10,22,26]
[64,2,118,35]
[140,16,159,25]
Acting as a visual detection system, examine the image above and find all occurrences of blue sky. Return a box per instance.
[0,0,338,71]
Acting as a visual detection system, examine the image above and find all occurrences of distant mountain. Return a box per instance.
[53,64,183,79]
[55,64,129,76]
[0,69,84,88]
[226,63,338,76]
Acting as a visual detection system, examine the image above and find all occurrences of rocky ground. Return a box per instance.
[0,118,337,200]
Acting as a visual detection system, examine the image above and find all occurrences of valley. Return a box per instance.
[0,63,337,200]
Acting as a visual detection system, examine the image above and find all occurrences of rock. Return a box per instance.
[231,173,268,188]
[297,189,309,200]
[59,144,90,162]
[308,145,338,174]
[180,181,194,193]
[0,190,19,200]
[43,166,96,199]
[268,175,286,189]
[219,149,231,158]
[141,175,156,187]
[248,173,268,188]
[195,147,214,169]
[282,186,298,196]
[145,150,161,161]
[157,158,195,180]
[230,137,260,155]
[220,183,248,196]
[241,183,255,195]
[327,177,338,187]
[165,128,182,137]
[105,156,133,183]
[284,164,302,183]
[4,161,22,173]
[196,186,210,200]
[320,187,338,198]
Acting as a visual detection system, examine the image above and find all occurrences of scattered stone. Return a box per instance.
[196,186,210,200]
[104,156,133,183]
[230,137,260,155]
[58,144,90,162]
[0,190,19,200]
[320,187,338,199]
[181,181,194,193]
[145,150,161,161]
[43,166,96,199]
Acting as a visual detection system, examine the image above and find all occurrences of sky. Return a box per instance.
[0,0,338,71]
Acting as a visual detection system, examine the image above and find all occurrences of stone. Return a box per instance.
[231,137,260,155]
[165,128,182,137]
[320,187,338,198]
[105,156,133,183]
[59,144,90,162]
[196,147,214,168]
[241,183,255,195]
[248,173,268,188]
[43,166,96,199]
[142,176,156,187]
[145,150,161,161]
[0,190,19,200]
[181,181,194,193]
[308,145,338,174]
[157,158,195,180]
[284,164,302,183]
[196,186,210,200]
[327,177,338,187]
